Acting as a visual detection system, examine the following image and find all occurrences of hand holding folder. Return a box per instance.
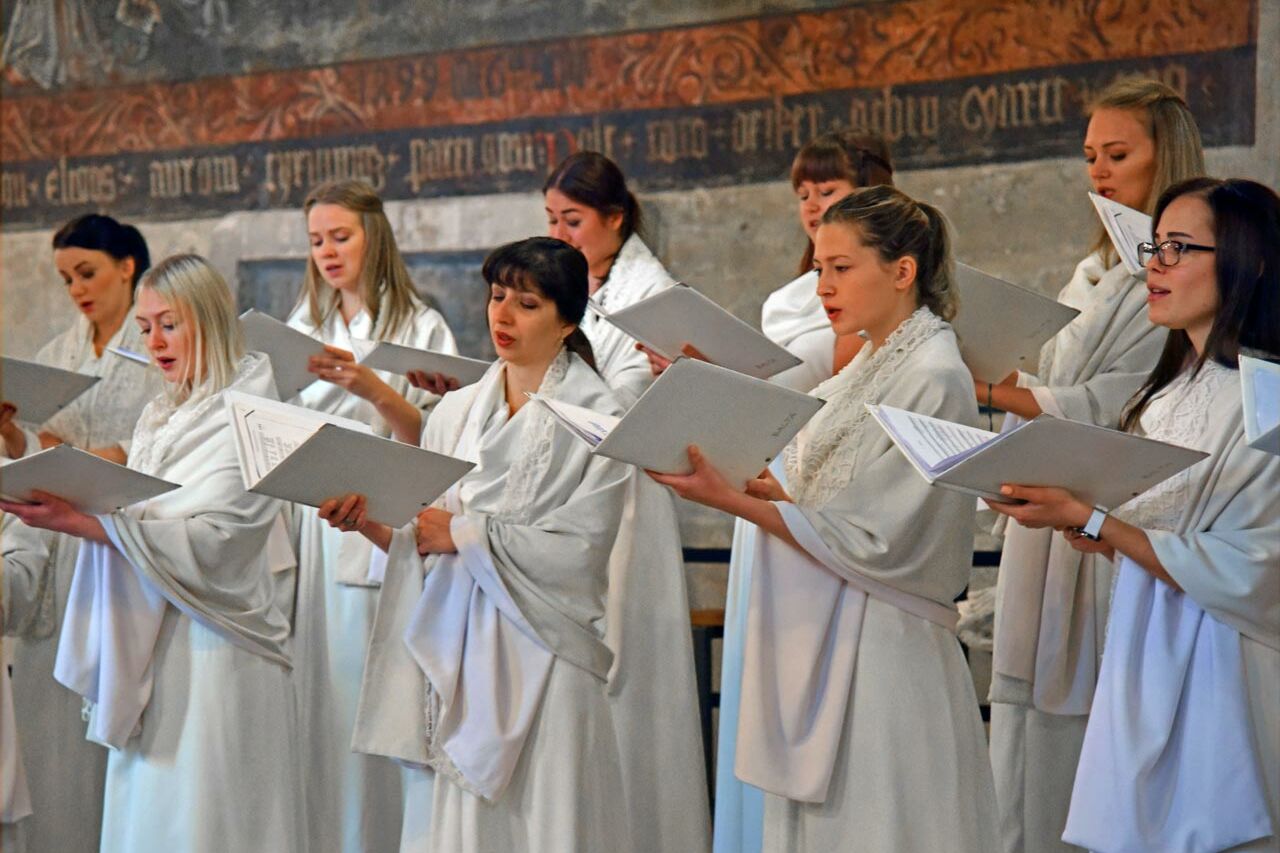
[868,403,1206,509]
[0,444,178,514]
[532,357,824,489]
[350,338,492,388]
[240,310,329,399]
[225,392,473,525]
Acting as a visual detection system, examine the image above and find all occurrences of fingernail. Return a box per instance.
[1000,486,1012,495]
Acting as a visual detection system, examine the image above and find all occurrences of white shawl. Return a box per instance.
[991,253,1168,713]
[579,233,676,406]
[355,351,633,799]
[53,353,295,748]
[760,269,834,392]
[737,309,976,802]
[1064,370,1279,852]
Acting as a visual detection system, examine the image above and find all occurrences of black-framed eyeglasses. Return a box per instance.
[1136,240,1216,267]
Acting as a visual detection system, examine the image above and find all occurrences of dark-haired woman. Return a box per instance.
[331,237,688,852]
[982,78,1208,853]
[714,130,894,853]
[0,213,162,853]
[654,187,997,852]
[545,155,710,851]
[544,151,676,407]
[989,178,1280,852]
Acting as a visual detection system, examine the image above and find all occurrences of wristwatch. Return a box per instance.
[1079,506,1108,541]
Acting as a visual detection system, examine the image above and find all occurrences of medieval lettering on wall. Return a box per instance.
[0,0,1257,228]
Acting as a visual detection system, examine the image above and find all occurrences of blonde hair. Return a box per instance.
[821,185,958,321]
[298,180,417,339]
[139,254,244,400]
[1087,77,1206,259]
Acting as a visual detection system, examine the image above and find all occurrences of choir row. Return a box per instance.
[1,76,1277,853]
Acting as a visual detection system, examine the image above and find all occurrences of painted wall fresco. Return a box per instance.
[1,0,1257,229]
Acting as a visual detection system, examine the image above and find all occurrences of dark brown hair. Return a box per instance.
[1120,177,1280,432]
[52,213,151,285]
[543,151,642,244]
[481,237,596,370]
[792,131,895,275]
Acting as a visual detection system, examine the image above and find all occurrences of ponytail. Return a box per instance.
[52,213,152,287]
[822,186,958,321]
[563,327,597,371]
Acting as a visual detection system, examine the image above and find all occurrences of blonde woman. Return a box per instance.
[980,78,1207,853]
[286,180,458,853]
[0,214,163,853]
[1,255,300,853]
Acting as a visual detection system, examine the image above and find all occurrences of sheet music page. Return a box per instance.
[874,405,997,473]
[1089,193,1152,275]
[530,395,619,447]
[226,399,326,485]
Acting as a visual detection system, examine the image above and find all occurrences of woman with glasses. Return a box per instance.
[977,77,1207,853]
[988,177,1280,852]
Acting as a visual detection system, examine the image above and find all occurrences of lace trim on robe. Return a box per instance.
[129,354,262,477]
[785,307,946,507]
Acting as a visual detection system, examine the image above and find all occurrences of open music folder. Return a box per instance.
[868,403,1207,509]
[530,357,824,489]
[0,444,178,513]
[225,392,474,525]
[953,264,1080,383]
[592,284,803,380]
[239,309,329,400]
[1,356,100,425]
[1241,355,1280,455]
[1089,192,1153,276]
[350,338,492,387]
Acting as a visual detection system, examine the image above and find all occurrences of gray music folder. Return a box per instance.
[595,284,803,380]
[532,357,824,489]
[869,403,1207,510]
[0,444,178,513]
[1,356,100,426]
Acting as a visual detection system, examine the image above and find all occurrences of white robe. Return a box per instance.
[989,254,1167,853]
[579,233,676,407]
[52,352,300,853]
[286,296,457,853]
[3,316,162,853]
[715,267,829,853]
[1064,361,1280,853]
[1,512,47,853]
[736,309,998,852]
[355,350,690,852]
